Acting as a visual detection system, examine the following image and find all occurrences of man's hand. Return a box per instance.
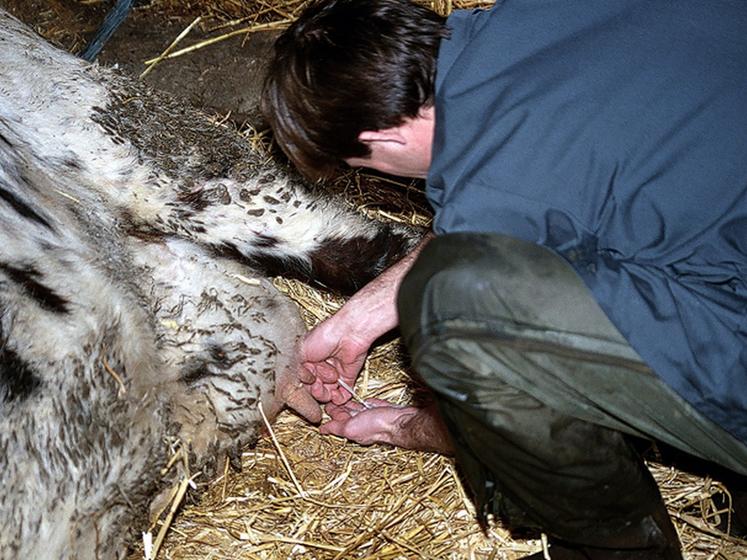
[321,399,453,454]
[299,234,434,405]
[300,318,370,405]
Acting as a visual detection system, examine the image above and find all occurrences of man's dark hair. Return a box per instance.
[262,0,447,179]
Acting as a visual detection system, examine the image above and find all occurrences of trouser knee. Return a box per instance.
[398,232,629,365]
[396,233,669,542]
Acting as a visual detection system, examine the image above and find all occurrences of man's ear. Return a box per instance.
[358,128,406,144]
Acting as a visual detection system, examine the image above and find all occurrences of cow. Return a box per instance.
[0,9,419,559]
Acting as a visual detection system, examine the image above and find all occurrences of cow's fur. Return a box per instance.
[0,10,418,559]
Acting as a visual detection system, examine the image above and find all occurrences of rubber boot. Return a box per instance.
[716,476,747,538]
[521,498,682,559]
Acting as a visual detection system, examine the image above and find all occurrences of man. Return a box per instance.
[261,0,747,558]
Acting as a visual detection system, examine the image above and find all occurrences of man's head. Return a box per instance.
[262,0,447,179]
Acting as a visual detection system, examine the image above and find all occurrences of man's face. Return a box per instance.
[345,106,435,179]
[345,147,430,179]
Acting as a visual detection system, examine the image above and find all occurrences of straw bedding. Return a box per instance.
[13,1,747,558]
[132,171,747,560]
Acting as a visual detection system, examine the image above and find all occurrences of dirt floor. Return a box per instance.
[0,0,278,126]
[2,1,746,559]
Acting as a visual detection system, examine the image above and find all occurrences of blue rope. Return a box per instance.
[79,0,134,61]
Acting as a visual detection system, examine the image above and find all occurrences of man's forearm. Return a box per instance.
[335,232,434,345]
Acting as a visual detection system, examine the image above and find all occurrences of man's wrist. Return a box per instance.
[338,234,434,345]
[394,404,453,455]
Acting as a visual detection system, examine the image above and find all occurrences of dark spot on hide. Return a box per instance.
[211,242,314,284]
[255,234,279,249]
[181,361,210,384]
[0,263,69,313]
[177,184,231,211]
[210,241,251,263]
[0,181,53,230]
[209,344,231,368]
[120,218,168,243]
[62,157,83,171]
[0,130,13,148]
[206,184,231,205]
[0,344,41,403]
[180,344,237,384]
[308,227,418,294]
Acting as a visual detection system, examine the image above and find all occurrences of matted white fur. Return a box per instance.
[0,9,418,560]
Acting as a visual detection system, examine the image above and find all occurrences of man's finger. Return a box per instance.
[325,401,361,420]
[330,385,355,405]
[319,419,346,437]
[327,400,364,415]
[317,361,340,383]
[310,379,332,402]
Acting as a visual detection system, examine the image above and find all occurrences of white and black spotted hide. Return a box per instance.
[0,9,419,560]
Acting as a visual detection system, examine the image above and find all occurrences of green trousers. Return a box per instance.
[397,233,747,546]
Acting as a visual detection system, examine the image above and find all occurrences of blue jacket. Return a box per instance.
[427,0,747,443]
